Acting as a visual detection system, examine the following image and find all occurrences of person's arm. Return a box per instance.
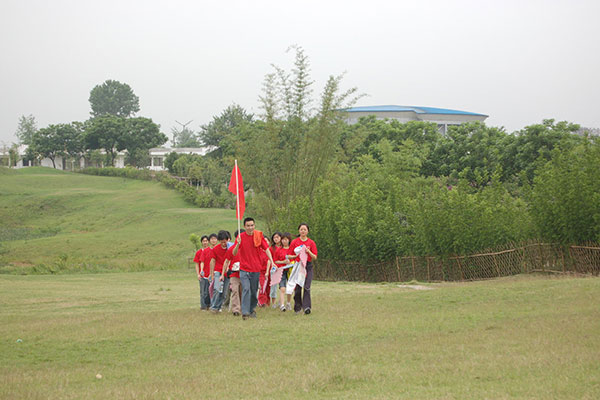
[232,235,241,256]
[265,248,276,271]
[223,258,231,278]
[305,245,317,260]
[210,258,215,281]
[196,261,202,280]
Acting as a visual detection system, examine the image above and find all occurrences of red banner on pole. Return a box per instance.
[228,162,245,220]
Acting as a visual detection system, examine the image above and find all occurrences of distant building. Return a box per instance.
[342,105,488,135]
[148,147,214,171]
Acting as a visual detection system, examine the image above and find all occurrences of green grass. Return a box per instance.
[0,167,239,273]
[1,272,599,399]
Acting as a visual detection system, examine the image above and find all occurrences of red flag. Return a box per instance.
[228,163,245,220]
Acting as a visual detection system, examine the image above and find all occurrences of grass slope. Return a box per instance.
[0,273,598,399]
[0,167,238,273]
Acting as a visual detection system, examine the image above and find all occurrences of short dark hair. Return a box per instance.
[298,223,310,232]
[217,230,229,241]
[243,217,255,226]
[225,230,232,240]
[208,233,217,240]
[281,232,292,244]
[200,235,209,242]
[234,229,244,238]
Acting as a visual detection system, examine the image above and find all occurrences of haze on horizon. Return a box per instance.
[1,0,599,146]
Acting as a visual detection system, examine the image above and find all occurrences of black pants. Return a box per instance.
[294,262,313,311]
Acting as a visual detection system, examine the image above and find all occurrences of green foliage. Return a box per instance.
[89,79,140,118]
[529,139,600,243]
[30,123,83,168]
[198,103,254,158]
[189,233,201,250]
[15,114,37,145]
[504,119,582,183]
[171,125,200,148]
[84,115,127,166]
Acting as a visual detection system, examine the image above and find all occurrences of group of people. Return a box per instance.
[193,217,317,320]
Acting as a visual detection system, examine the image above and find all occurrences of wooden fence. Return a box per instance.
[315,242,600,282]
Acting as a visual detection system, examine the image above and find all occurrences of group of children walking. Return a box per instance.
[193,217,317,319]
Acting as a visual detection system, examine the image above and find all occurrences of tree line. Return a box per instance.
[9,47,600,261]
[13,80,167,168]
[168,47,599,261]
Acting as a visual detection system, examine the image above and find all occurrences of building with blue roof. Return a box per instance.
[342,105,488,135]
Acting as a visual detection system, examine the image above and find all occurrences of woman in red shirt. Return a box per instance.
[287,223,317,315]
[274,232,293,311]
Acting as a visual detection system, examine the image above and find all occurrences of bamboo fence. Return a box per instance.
[315,241,600,282]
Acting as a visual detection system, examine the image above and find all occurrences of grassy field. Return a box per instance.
[0,167,239,273]
[1,271,599,399]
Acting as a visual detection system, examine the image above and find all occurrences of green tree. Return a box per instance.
[529,139,600,244]
[123,117,167,167]
[84,115,127,166]
[504,119,582,183]
[241,46,361,228]
[171,125,200,148]
[15,114,37,145]
[30,123,81,168]
[198,104,254,158]
[89,80,140,118]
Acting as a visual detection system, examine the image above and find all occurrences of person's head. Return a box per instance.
[281,232,292,248]
[209,233,218,246]
[217,230,229,247]
[225,231,232,241]
[243,217,255,235]
[234,229,244,238]
[271,232,282,247]
[201,235,209,248]
[298,223,309,238]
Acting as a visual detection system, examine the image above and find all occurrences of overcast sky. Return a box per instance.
[1,0,599,145]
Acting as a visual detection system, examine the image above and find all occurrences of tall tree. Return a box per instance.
[30,123,82,168]
[171,125,200,148]
[15,114,38,145]
[84,115,128,166]
[124,117,168,167]
[240,46,361,228]
[198,104,254,157]
[89,80,140,118]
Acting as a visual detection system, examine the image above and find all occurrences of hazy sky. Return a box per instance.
[1,0,599,145]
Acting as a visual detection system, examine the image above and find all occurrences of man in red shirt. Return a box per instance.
[232,217,275,319]
[209,230,230,313]
[193,235,211,310]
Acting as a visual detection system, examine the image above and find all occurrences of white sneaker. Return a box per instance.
[286,302,292,311]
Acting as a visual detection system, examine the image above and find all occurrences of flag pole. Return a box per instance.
[234,159,241,235]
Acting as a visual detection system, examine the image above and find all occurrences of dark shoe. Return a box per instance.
[250,311,257,318]
[233,312,240,316]
[304,308,311,315]
[242,314,249,320]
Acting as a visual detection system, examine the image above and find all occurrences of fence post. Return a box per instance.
[493,254,501,277]
[411,256,416,281]
[561,247,566,273]
[456,257,465,281]
[426,257,431,282]
[395,256,401,282]
[521,246,528,274]
[538,242,545,272]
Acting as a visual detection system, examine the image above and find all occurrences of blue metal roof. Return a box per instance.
[344,105,487,117]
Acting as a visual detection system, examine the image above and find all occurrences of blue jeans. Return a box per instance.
[199,278,211,309]
[210,272,229,310]
[240,270,259,316]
